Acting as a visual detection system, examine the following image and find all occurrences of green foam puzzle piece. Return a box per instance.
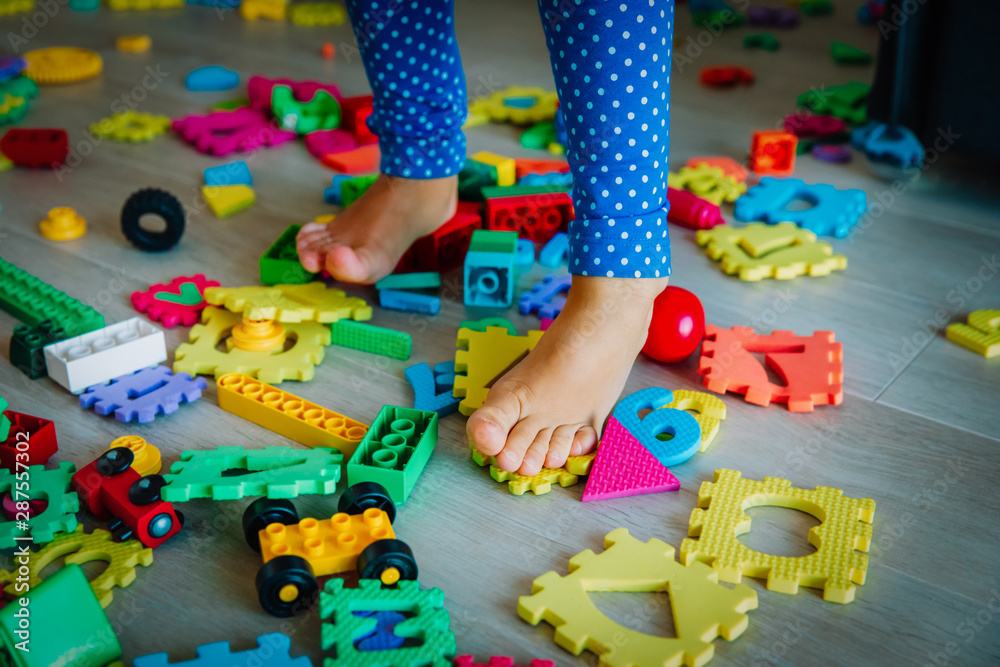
[154,282,203,305]
[831,41,873,65]
[797,81,869,125]
[346,406,439,504]
[271,84,341,134]
[0,258,105,337]
[744,32,780,51]
[0,462,79,547]
[329,320,412,360]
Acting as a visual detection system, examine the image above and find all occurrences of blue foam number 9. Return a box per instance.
[613,387,702,467]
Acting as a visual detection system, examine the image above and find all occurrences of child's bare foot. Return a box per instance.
[467,275,669,476]
[296,174,458,283]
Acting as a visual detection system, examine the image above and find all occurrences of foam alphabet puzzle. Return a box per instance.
[613,388,702,467]
[696,223,847,281]
[453,325,544,416]
[734,176,867,238]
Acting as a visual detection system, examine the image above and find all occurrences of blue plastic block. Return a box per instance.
[185,65,240,92]
[733,176,868,238]
[79,366,207,424]
[324,174,353,205]
[516,238,535,269]
[204,161,252,187]
[539,231,570,267]
[518,171,573,189]
[353,610,406,651]
[432,361,456,393]
[519,273,571,320]
[851,121,924,170]
[612,387,702,467]
[134,632,312,667]
[379,289,441,315]
[464,250,516,308]
[404,362,461,417]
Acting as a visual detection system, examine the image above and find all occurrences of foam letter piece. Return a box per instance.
[404,362,461,417]
[695,222,847,281]
[454,326,544,416]
[79,366,207,423]
[851,121,924,169]
[946,309,1000,358]
[519,274,570,320]
[131,274,221,328]
[659,390,727,452]
[379,289,441,315]
[734,177,868,238]
[612,388,702,467]
[204,282,372,323]
[582,416,680,502]
[134,632,312,667]
[171,108,297,157]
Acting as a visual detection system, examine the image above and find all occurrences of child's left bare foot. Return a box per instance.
[467,275,669,476]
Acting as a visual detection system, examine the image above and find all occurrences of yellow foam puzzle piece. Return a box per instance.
[0,0,33,16]
[471,446,595,496]
[470,151,516,186]
[659,390,727,452]
[107,0,183,9]
[518,528,758,667]
[173,307,330,383]
[696,222,847,281]
[667,164,746,206]
[468,86,559,125]
[90,111,171,143]
[202,184,256,218]
[680,469,875,603]
[240,0,287,20]
[204,282,372,323]
[453,326,544,416]
[289,1,347,25]
[946,309,1000,358]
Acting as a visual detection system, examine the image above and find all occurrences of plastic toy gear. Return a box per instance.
[90,111,172,143]
[121,188,186,252]
[471,446,594,496]
[204,282,372,323]
[518,528,758,667]
[469,86,559,125]
[0,461,78,548]
[80,365,207,423]
[23,47,103,85]
[133,632,311,667]
[130,274,221,328]
[453,325,544,416]
[695,222,847,281]
[680,469,876,603]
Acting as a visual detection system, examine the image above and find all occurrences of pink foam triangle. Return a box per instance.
[582,416,681,502]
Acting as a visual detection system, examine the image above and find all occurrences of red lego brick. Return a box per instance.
[484,191,573,243]
[0,410,58,471]
[1,128,69,168]
[396,201,482,273]
[749,130,798,176]
[339,95,377,145]
[513,158,570,180]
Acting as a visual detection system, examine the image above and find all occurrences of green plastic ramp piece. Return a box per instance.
[329,320,412,360]
[347,405,439,504]
[0,258,104,337]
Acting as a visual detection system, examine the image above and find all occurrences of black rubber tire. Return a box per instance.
[357,539,418,583]
[121,188,186,252]
[338,482,396,524]
[255,555,318,617]
[242,498,299,552]
[129,474,167,506]
[97,447,135,477]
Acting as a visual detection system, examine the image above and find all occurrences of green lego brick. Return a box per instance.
[375,272,441,292]
[260,224,318,285]
[468,229,518,254]
[347,405,438,504]
[458,159,497,201]
[479,184,568,201]
[801,0,833,16]
[744,32,780,51]
[9,321,66,380]
[329,320,412,360]
[0,258,104,337]
[160,446,343,501]
[520,121,557,149]
[0,462,78,548]
[341,174,378,207]
[320,578,455,667]
[831,41,872,65]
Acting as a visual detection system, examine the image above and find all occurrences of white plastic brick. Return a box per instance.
[43,317,167,394]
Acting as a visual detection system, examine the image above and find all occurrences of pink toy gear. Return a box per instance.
[131,274,221,328]
[172,108,297,156]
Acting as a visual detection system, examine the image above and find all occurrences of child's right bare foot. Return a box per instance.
[296,174,458,284]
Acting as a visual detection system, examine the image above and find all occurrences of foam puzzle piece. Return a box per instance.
[469,85,559,125]
[0,410,58,470]
[247,75,342,110]
[133,632,312,667]
[613,388,702,467]
[696,222,848,281]
[851,121,924,169]
[353,610,406,651]
[667,164,747,206]
[734,177,868,238]
[0,525,152,608]
[79,365,207,423]
[0,461,78,547]
[272,84,340,134]
[537,232,569,267]
[173,307,331,383]
[321,144,380,174]
[320,578,456,667]
[471,447,595,496]
[261,224,316,285]
[946,309,1000,358]
[185,65,239,91]
[455,658,554,667]
[659,390,727,452]
[681,469,875,603]
[202,184,256,218]
[330,320,412,360]
[699,325,844,412]
[797,81,869,125]
[379,289,441,315]
[204,160,252,186]
[519,274,571,320]
[90,111,172,143]
[290,1,348,25]
[204,282,372,323]
[172,108,297,156]
[0,396,7,441]
[454,325,544,416]
[581,416,680,502]
[459,317,517,334]
[404,362,461,417]
[131,274,221,328]
[518,528,758,667]
[375,272,441,291]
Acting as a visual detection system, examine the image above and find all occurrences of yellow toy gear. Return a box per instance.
[667,164,746,206]
[23,47,103,85]
[90,111,171,143]
[203,282,372,323]
[469,86,559,125]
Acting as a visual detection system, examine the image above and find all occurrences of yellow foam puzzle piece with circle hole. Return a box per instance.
[471,446,595,496]
[696,222,847,281]
[659,390,727,452]
[204,282,372,323]
[946,309,1000,358]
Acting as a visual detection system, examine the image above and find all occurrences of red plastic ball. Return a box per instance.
[642,286,706,363]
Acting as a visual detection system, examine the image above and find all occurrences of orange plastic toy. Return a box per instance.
[321,144,379,174]
[699,66,754,88]
[749,130,798,176]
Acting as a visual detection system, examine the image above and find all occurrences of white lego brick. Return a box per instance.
[43,317,167,394]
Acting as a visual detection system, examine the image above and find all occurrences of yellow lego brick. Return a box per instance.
[453,325,544,416]
[696,222,847,281]
[659,390,727,452]
[202,184,256,218]
[680,469,875,603]
[240,0,287,20]
[204,282,372,323]
[259,508,394,577]
[946,309,1000,358]
[518,528,758,667]
[289,1,347,25]
[471,446,595,496]
[470,151,516,187]
[668,164,746,206]
[218,373,368,456]
[107,0,182,10]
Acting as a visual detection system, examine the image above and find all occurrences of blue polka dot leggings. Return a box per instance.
[345,0,674,279]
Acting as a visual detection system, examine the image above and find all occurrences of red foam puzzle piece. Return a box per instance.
[339,94,377,145]
[172,108,297,156]
[484,191,573,243]
[130,274,220,328]
[699,66,755,88]
[304,129,356,158]
[581,416,681,502]
[749,130,798,176]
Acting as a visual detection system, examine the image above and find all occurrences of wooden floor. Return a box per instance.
[2,1,1000,665]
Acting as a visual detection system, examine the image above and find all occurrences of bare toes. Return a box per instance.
[519,428,553,476]
[570,425,600,457]
[468,386,524,458]
[543,424,578,469]
[495,420,538,473]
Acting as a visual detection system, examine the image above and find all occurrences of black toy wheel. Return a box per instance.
[256,555,318,617]
[129,474,167,505]
[121,187,186,252]
[338,482,396,523]
[243,498,299,552]
[97,447,135,477]
[357,539,418,585]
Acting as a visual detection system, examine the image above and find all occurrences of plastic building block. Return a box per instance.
[746,5,798,27]
[347,405,438,504]
[668,164,746,206]
[811,144,852,163]
[734,176,868,238]
[80,365,206,423]
[519,528,758,666]
[516,238,535,268]
[290,1,347,24]
[581,416,680,502]
[217,372,368,455]
[23,47,101,84]
[830,41,871,65]
[261,225,316,285]
[202,184,256,218]
[130,274,220,328]
[0,525,151,608]
[205,161,252,186]
[375,272,441,291]
[681,469,874,603]
[9,321,65,379]
[613,388,702,467]
[699,325,844,412]
[472,446,595,496]
[783,112,848,141]
[660,390,727,452]
[0,462,77,547]
[341,174,378,207]
[518,171,572,189]
[514,158,570,179]
[666,187,725,230]
[464,230,518,308]
[173,108,296,156]
[90,110,170,143]
[749,130,798,176]
[0,260,98,335]
[329,320,412,360]
[37,206,85,241]
[483,186,573,244]
[134,633,312,667]
[469,85,558,124]
[43,317,166,394]
[108,435,161,475]
[0,128,68,168]
[699,65,755,88]
[272,84,340,134]
[519,121,557,150]
[396,201,483,273]
[339,94,376,144]
[379,289,441,315]
[404,362,461,417]
[696,222,847,281]
[851,121,923,169]
[519,274,570,320]
[185,65,239,91]
[206,283,371,323]
[116,34,151,51]
[744,32,780,50]
[470,151,515,186]
[240,0,287,19]
[454,325,544,416]
[0,411,58,470]
[121,187,186,251]
[174,307,330,382]
[797,82,869,125]
[536,232,569,268]
[946,309,1000,358]
[321,145,380,174]
[456,658,553,667]
[802,0,833,15]
[320,578,456,667]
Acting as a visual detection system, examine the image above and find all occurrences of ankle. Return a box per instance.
[566,275,669,321]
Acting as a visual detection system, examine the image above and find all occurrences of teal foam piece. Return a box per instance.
[613,388,702,467]
[134,632,312,667]
[375,272,441,291]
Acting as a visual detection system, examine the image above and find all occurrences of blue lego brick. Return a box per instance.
[538,231,569,267]
[516,238,535,269]
[324,174,353,205]
[379,289,441,315]
[404,362,461,418]
[734,176,868,238]
[613,387,702,467]
[464,250,516,308]
[79,366,207,424]
[204,161,252,186]
[517,171,573,189]
[519,273,571,320]
[133,632,312,667]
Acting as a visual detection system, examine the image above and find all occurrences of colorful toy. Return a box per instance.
[134,633,312,667]
[0,91,29,126]
[946,309,1000,357]
[746,5,798,27]
[38,206,86,240]
[516,238,535,268]
[396,201,482,273]
[454,325,544,416]
[830,41,872,65]
[80,365,206,423]
[0,410,58,470]
[514,157,569,179]
[22,47,102,84]
[518,170,572,188]
[247,75,342,110]
[130,274,220,328]
[581,416,680,502]
[456,658,553,667]
[90,110,171,143]
[699,325,844,411]
[681,469,875,603]
[614,388,702,467]
[482,185,573,244]
[121,187,186,251]
[699,66,755,88]
[204,160,252,186]
[341,174,378,206]
[642,286,706,363]
[471,446,594,496]
[217,373,368,455]
[379,289,441,315]
[0,56,25,79]
[339,94,376,144]
[172,108,297,156]
[351,610,406,650]
[107,435,161,475]
[404,362,461,417]
[464,229,519,308]
[290,1,347,24]
[661,390,727,452]
[519,528,758,666]
[666,187,725,230]
[667,164,746,206]
[537,232,569,268]
[202,184,256,217]
[322,144,379,173]
[261,225,316,285]
[272,84,340,134]
[240,0,288,19]
[0,462,77,547]
[9,321,65,379]
[469,85,558,125]
[329,320,412,360]
[744,32,780,50]
[470,151,515,186]
[797,81,869,125]
[107,0,183,8]
[347,405,438,504]
[43,317,167,394]
[734,177,868,238]
[185,65,239,91]
[116,34,151,52]
[205,282,371,323]
[783,112,848,141]
[519,273,570,320]
[375,272,441,292]
[696,222,847,281]
[0,258,104,336]
[749,130,798,176]
[812,144,853,163]
[851,121,924,169]
[0,128,69,168]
